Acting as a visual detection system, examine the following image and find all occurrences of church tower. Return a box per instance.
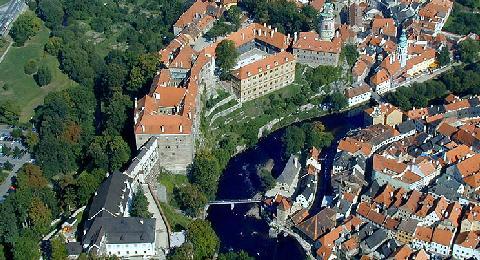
[319,3,336,41]
[397,30,408,68]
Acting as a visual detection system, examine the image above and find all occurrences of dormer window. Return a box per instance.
[247,72,251,77]
[266,64,271,70]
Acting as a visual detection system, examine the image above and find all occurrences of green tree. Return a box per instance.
[437,47,450,66]
[130,189,152,218]
[215,40,239,77]
[0,101,19,125]
[187,219,219,260]
[226,6,242,29]
[168,242,194,260]
[28,197,52,234]
[218,250,254,260]
[341,44,359,67]
[44,36,63,56]
[9,12,42,46]
[283,125,306,157]
[24,59,38,75]
[305,122,333,149]
[12,233,41,260]
[325,92,348,111]
[50,235,68,260]
[305,65,341,92]
[126,53,161,94]
[37,0,64,27]
[189,152,221,200]
[173,183,208,217]
[459,39,480,63]
[76,169,105,205]
[88,136,130,172]
[258,169,275,192]
[36,64,52,86]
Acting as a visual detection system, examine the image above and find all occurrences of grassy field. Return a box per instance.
[0,0,10,6]
[157,173,191,231]
[0,170,8,185]
[0,23,77,122]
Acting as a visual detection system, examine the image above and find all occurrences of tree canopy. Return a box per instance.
[10,12,42,46]
[215,40,239,77]
[36,64,52,86]
[130,189,153,218]
[459,39,480,64]
[189,152,221,200]
[187,220,220,260]
[283,125,306,157]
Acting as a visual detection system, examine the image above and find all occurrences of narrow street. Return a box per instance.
[142,184,168,259]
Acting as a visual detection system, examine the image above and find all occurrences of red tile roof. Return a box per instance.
[232,51,295,80]
[293,31,342,54]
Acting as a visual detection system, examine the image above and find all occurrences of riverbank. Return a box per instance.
[207,110,365,259]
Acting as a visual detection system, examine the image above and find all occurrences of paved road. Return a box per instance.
[0,126,31,201]
[142,184,168,259]
[0,0,26,36]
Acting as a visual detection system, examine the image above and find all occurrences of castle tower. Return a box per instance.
[397,30,408,68]
[319,3,336,41]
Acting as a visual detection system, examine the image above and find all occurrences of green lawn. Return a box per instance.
[0,0,10,7]
[0,24,78,122]
[157,173,191,231]
[0,170,9,185]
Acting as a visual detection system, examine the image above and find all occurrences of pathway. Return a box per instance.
[0,40,12,64]
[142,184,168,259]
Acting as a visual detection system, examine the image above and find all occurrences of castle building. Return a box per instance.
[292,31,342,67]
[231,51,296,103]
[319,3,336,41]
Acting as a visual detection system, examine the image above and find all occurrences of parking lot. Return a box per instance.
[0,125,32,200]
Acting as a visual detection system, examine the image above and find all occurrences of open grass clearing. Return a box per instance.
[0,24,78,122]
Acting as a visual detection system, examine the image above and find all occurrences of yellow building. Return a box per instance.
[231,51,296,103]
[364,103,403,127]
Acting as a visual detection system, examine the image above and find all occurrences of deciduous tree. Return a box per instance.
[187,219,219,260]
[9,12,42,46]
[130,189,152,218]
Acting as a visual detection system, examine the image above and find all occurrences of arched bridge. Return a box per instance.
[203,199,263,218]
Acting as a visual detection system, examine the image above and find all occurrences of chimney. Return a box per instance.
[294,32,298,42]
[270,30,274,38]
[140,219,144,224]
[242,33,245,40]
[134,97,138,109]
[258,29,262,36]
[268,25,271,29]
[275,27,278,32]
[154,93,160,100]
[141,124,145,133]
[161,125,164,133]
[179,124,183,133]
[263,23,267,27]
[294,156,299,168]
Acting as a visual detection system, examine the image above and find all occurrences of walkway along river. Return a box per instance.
[207,110,365,259]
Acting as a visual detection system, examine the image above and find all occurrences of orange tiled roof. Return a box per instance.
[293,31,342,54]
[432,228,454,246]
[437,122,458,137]
[345,84,370,99]
[174,0,210,30]
[457,154,480,178]
[232,51,295,80]
[445,145,474,164]
[310,0,325,11]
[372,18,397,37]
[406,48,436,71]
[352,59,368,77]
[444,99,471,112]
[371,68,390,85]
[391,245,413,260]
[414,226,433,242]
[373,154,408,175]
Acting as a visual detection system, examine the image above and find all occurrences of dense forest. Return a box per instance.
[0,0,189,258]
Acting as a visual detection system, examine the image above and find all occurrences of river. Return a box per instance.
[207,110,365,259]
